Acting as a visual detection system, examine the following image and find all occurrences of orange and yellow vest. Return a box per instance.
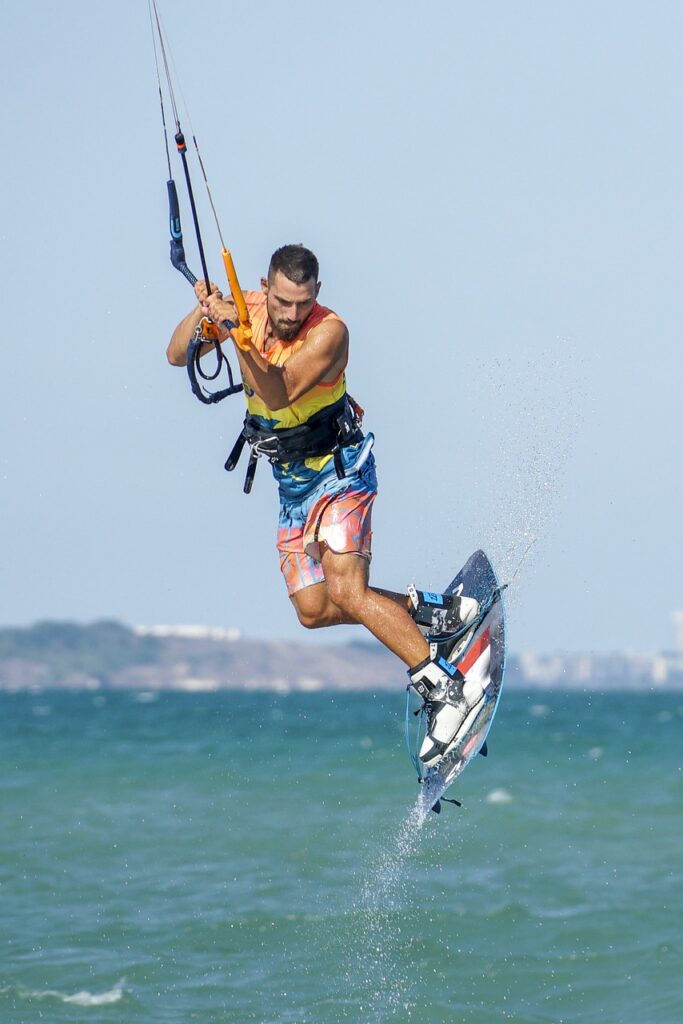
[240,291,357,498]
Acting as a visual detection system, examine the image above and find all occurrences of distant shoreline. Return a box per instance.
[1,620,682,693]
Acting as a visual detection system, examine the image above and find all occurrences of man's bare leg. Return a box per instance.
[371,586,413,611]
[289,550,489,769]
[290,548,429,667]
[289,549,484,764]
[291,580,412,627]
[291,579,357,629]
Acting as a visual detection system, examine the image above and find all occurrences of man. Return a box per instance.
[167,244,483,766]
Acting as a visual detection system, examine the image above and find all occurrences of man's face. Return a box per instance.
[263,270,320,341]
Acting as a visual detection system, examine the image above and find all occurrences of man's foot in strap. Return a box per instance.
[407,586,480,638]
[408,655,485,768]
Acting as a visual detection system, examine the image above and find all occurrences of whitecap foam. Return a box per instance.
[17,978,126,1007]
[486,787,514,804]
[133,690,159,703]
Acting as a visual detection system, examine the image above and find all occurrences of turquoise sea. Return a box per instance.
[1,689,681,1023]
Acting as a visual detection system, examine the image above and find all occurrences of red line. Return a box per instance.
[458,627,491,674]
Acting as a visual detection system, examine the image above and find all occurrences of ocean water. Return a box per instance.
[0,689,681,1024]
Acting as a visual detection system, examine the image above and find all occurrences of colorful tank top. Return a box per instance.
[242,290,352,499]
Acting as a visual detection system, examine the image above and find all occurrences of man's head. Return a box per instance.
[262,244,321,342]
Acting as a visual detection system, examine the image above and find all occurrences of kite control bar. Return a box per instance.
[150,0,250,403]
[166,172,244,404]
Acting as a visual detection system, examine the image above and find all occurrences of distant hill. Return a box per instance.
[0,621,681,692]
[0,620,399,692]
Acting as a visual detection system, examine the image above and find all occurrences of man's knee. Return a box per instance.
[295,606,329,629]
[291,584,339,629]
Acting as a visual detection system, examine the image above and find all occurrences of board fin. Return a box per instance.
[431,795,462,814]
[479,741,488,757]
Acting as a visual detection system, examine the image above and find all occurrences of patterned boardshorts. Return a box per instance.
[276,444,377,596]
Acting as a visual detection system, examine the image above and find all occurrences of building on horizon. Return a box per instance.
[673,611,683,653]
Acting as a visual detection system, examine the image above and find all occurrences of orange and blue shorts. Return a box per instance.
[276,439,377,596]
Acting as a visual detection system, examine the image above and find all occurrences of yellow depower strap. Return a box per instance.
[222,248,253,352]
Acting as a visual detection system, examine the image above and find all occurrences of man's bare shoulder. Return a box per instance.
[307,311,348,345]
[301,315,349,384]
[304,316,349,369]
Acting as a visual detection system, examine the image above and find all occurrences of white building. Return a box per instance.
[673,611,683,653]
[134,624,241,642]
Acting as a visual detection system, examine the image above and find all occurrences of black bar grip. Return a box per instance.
[167,179,182,241]
[244,452,258,494]
[167,179,197,284]
[225,434,247,472]
[173,257,197,287]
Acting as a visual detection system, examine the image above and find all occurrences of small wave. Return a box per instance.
[486,787,514,804]
[13,978,126,1007]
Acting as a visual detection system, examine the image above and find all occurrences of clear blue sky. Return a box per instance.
[1,1,681,654]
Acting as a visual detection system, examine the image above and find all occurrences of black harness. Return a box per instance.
[225,395,365,493]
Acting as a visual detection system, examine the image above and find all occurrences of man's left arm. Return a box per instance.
[234,319,349,410]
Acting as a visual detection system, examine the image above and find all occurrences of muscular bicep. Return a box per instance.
[280,320,349,404]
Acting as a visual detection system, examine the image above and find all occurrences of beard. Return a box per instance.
[272,318,302,342]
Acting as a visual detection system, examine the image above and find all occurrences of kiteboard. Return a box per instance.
[406,549,506,816]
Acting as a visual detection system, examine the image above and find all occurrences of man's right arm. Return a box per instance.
[166,303,204,366]
[166,282,235,366]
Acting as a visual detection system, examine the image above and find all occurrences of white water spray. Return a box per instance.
[340,800,434,1022]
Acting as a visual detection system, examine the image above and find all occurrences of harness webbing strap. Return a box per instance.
[225,395,363,494]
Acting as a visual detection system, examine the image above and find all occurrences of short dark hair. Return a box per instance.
[268,244,319,285]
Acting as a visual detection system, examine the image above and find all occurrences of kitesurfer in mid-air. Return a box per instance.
[167,244,483,765]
